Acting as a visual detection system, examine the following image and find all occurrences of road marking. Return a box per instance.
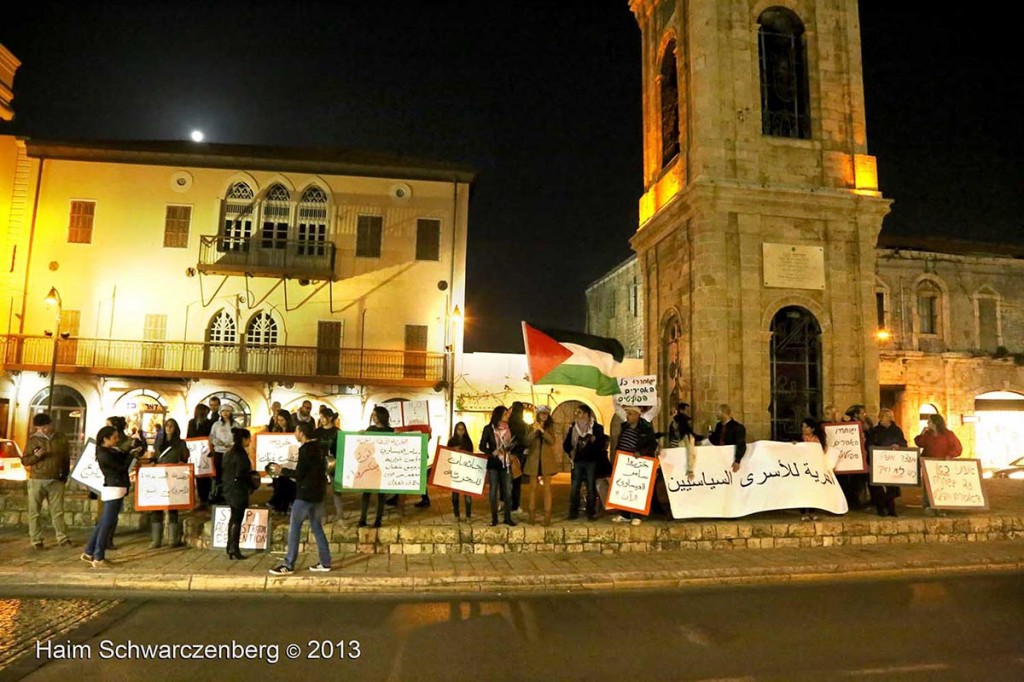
[843,663,949,676]
[678,623,713,647]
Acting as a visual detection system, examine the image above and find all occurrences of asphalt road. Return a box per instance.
[1,573,1022,681]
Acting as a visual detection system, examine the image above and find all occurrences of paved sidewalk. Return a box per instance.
[0,528,1021,597]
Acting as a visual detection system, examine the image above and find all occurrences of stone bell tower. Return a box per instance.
[629,0,891,439]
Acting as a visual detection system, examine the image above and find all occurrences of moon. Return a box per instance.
[190,130,205,142]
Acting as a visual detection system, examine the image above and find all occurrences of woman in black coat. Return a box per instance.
[447,421,475,520]
[146,418,190,549]
[479,405,516,527]
[221,427,255,560]
[866,408,908,517]
[82,425,134,568]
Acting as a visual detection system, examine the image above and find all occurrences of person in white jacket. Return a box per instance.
[208,406,235,505]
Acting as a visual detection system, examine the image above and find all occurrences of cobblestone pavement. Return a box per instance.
[0,598,119,670]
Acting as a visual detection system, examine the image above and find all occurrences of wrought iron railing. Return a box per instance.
[0,335,444,385]
[198,235,336,277]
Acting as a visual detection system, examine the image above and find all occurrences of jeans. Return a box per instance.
[488,468,513,521]
[451,492,472,517]
[569,461,597,518]
[284,499,332,569]
[359,493,386,525]
[27,479,69,544]
[84,497,123,561]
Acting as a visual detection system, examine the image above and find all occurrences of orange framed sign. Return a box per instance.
[429,445,488,497]
[605,451,658,515]
[134,463,195,512]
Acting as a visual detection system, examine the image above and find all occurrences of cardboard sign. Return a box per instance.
[661,441,848,519]
[211,505,270,551]
[606,451,658,515]
[823,422,867,474]
[869,447,920,487]
[922,458,988,510]
[255,433,299,472]
[70,439,104,493]
[429,445,487,496]
[134,464,195,511]
[616,376,658,407]
[379,400,431,428]
[335,431,427,494]
[185,438,216,478]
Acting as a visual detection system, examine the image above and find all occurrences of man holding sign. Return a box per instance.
[866,409,909,517]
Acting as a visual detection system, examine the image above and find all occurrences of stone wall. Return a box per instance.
[585,256,644,359]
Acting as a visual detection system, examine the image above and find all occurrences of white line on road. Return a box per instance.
[842,662,949,676]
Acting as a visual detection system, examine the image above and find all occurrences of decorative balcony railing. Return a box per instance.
[0,335,444,387]
[197,235,337,279]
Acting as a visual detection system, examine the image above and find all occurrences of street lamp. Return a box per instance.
[44,287,62,414]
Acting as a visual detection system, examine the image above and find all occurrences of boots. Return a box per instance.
[226,522,246,560]
[167,522,184,548]
[149,522,163,549]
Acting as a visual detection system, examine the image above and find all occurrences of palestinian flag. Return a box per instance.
[522,322,624,396]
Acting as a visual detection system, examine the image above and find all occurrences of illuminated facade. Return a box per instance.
[0,138,472,450]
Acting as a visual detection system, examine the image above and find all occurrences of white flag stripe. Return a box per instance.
[561,342,622,375]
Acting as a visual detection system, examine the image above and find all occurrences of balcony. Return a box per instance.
[197,235,337,280]
[0,335,444,388]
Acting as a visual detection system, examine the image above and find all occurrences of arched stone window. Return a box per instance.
[758,7,811,139]
[769,306,822,440]
[222,182,255,252]
[659,40,681,168]
[29,385,87,454]
[297,185,329,256]
[207,310,237,345]
[261,183,292,250]
[199,391,251,427]
[246,311,278,348]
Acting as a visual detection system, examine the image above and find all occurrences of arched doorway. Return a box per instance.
[769,306,822,440]
[550,400,585,473]
[29,385,87,456]
[112,389,168,446]
[199,391,251,427]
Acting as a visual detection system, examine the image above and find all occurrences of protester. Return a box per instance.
[839,404,872,510]
[266,409,298,514]
[507,401,529,514]
[222,427,257,560]
[206,396,222,429]
[611,405,657,525]
[822,404,839,423]
[564,404,609,521]
[798,417,827,521]
[22,413,71,549]
[102,416,145,548]
[146,418,189,548]
[269,421,332,575]
[867,408,908,517]
[914,413,962,516]
[524,405,557,526]
[267,401,282,430]
[358,406,392,528]
[313,410,343,521]
[151,422,165,454]
[186,403,212,507]
[446,422,475,521]
[294,400,315,425]
[668,403,703,448]
[710,404,747,473]
[209,405,235,504]
[480,405,516,527]
[81,425,134,569]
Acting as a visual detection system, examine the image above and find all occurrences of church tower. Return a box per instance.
[629,1,890,439]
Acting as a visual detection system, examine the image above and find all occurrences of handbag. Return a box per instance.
[509,454,523,479]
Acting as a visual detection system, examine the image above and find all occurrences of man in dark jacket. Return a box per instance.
[268,421,332,575]
[22,413,72,548]
[709,404,747,472]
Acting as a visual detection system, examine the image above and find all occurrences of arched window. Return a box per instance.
[297,186,329,256]
[207,310,237,345]
[659,40,681,168]
[222,182,255,252]
[246,311,278,347]
[29,385,87,455]
[200,391,252,427]
[769,306,822,440]
[758,8,810,139]
[261,184,291,250]
[660,312,684,426]
[915,280,942,336]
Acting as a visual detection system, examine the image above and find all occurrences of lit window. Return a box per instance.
[297,186,329,256]
[221,182,255,252]
[261,184,291,250]
[163,205,191,248]
[207,310,237,345]
[246,311,278,347]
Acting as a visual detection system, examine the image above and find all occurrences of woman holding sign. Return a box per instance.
[358,406,393,528]
[81,426,134,568]
[867,409,908,517]
[914,413,962,516]
[479,405,516,527]
[524,405,557,526]
[146,418,189,549]
[447,422,474,520]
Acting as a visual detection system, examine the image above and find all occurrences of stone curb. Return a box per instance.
[1,559,1020,597]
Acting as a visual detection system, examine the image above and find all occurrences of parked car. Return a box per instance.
[983,456,1024,480]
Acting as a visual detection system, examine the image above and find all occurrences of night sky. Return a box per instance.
[3,2,1021,352]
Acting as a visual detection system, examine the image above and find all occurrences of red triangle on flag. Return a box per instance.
[523,323,573,382]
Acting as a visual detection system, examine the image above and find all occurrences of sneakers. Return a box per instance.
[611,516,628,524]
[268,564,294,576]
[90,559,113,569]
[309,563,332,573]
[80,553,94,563]
[630,518,642,526]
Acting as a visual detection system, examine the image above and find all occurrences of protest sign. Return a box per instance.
[185,437,215,478]
[661,441,848,519]
[823,422,867,473]
[211,505,270,551]
[70,439,104,493]
[606,451,658,515]
[336,431,427,494]
[380,400,431,428]
[429,445,487,496]
[616,376,657,407]
[922,458,988,510]
[134,464,195,511]
[255,433,299,472]
[869,447,920,487]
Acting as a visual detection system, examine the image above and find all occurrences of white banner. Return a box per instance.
[255,433,299,472]
[823,422,867,473]
[338,432,426,493]
[70,439,104,493]
[616,375,658,407]
[430,446,487,496]
[211,505,270,550]
[661,441,849,519]
[870,447,920,487]
[135,464,194,511]
[185,438,215,478]
[922,458,988,510]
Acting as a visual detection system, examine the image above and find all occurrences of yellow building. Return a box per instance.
[0,137,472,451]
